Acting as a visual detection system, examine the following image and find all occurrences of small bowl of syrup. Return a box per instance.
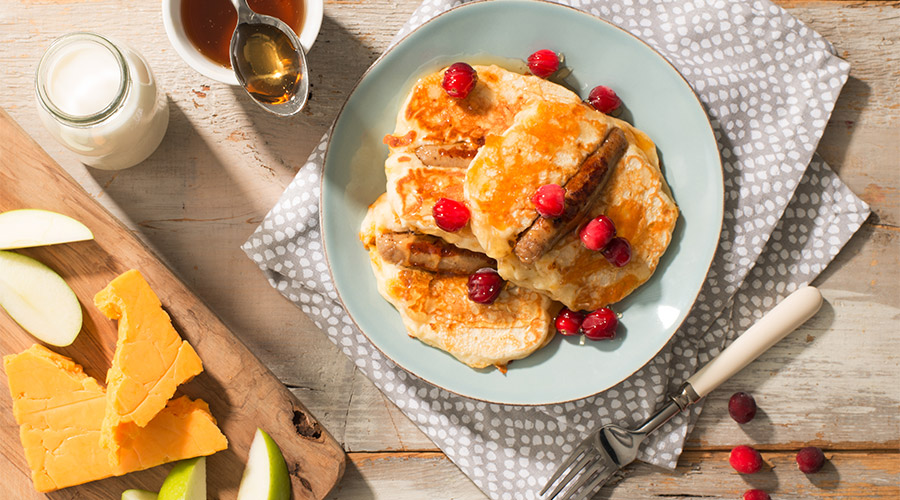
[162,0,322,85]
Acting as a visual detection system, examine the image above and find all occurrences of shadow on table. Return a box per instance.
[324,458,376,500]
[805,459,841,490]
[83,96,278,340]
[227,14,383,172]
[817,75,870,179]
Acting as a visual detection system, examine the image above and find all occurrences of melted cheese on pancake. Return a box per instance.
[391,65,581,148]
[464,100,678,310]
[384,65,586,251]
[360,195,555,370]
[384,153,483,251]
[465,101,613,256]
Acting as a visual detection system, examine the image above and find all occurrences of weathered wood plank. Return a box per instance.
[780,1,900,226]
[0,0,897,496]
[331,450,900,499]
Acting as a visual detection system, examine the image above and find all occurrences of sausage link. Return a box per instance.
[513,127,628,264]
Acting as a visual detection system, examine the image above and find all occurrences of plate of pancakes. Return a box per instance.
[321,0,723,405]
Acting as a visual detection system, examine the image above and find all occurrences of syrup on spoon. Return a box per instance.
[228,0,308,115]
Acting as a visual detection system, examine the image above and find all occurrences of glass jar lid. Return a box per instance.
[35,32,131,127]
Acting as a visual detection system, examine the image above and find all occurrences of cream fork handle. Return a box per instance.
[686,286,823,398]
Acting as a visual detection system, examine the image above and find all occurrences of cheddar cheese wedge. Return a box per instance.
[3,345,227,492]
[94,270,204,463]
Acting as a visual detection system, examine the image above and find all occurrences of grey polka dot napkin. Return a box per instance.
[243,1,870,498]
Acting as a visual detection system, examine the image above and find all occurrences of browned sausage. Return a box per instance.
[376,231,496,275]
[414,143,479,169]
[513,127,627,264]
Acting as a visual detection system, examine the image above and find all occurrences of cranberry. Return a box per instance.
[587,85,622,114]
[467,268,504,304]
[796,446,826,474]
[579,215,616,251]
[601,237,632,267]
[527,49,560,78]
[554,308,584,336]
[728,392,758,424]
[442,62,478,98]
[581,308,617,340]
[532,184,566,217]
[729,445,763,474]
[743,490,771,500]
[432,198,470,232]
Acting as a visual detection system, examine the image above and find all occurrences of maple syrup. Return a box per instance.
[181,0,304,68]
[232,23,303,105]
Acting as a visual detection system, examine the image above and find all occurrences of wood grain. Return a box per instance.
[0,0,896,499]
[0,109,345,498]
[328,450,900,499]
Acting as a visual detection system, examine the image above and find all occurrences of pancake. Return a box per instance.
[359,195,556,370]
[464,99,679,311]
[389,64,580,147]
[384,152,483,251]
[383,65,585,252]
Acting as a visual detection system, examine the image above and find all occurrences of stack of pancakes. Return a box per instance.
[359,64,678,371]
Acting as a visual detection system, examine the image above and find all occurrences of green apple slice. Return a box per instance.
[0,251,82,346]
[237,428,291,500]
[122,489,158,500]
[158,457,206,500]
[0,209,93,250]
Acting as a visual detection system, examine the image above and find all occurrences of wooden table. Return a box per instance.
[1,0,897,498]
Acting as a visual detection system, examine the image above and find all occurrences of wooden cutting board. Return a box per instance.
[0,109,345,498]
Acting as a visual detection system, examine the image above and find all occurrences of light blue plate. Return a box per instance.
[321,0,722,405]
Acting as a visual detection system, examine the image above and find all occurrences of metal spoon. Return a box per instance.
[228,0,309,116]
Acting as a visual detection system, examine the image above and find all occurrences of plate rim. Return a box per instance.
[319,0,724,405]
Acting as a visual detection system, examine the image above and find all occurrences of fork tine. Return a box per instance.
[558,459,609,500]
[543,449,596,499]
[539,440,591,496]
[568,466,617,500]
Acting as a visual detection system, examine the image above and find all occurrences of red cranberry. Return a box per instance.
[587,85,622,114]
[796,446,826,474]
[601,237,632,267]
[527,49,560,78]
[554,308,584,336]
[728,392,758,424]
[467,268,504,304]
[579,215,616,251]
[432,198,470,232]
[581,308,617,340]
[743,490,771,500]
[442,62,477,98]
[729,445,763,474]
[532,184,566,217]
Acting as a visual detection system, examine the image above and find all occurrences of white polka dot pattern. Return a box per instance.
[242,1,870,498]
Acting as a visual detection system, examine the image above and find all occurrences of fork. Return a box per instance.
[540,286,824,500]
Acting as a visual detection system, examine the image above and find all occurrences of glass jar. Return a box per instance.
[35,32,169,171]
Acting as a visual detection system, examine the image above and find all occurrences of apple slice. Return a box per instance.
[0,209,93,250]
[158,457,206,500]
[237,428,291,500]
[122,490,158,500]
[0,251,82,346]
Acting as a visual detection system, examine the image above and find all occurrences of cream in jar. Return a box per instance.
[35,32,169,171]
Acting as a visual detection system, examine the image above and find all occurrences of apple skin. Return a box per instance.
[237,428,291,500]
[0,209,93,250]
[0,250,82,346]
[158,457,206,500]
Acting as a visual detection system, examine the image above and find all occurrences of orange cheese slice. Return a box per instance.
[3,344,227,493]
[94,269,204,463]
